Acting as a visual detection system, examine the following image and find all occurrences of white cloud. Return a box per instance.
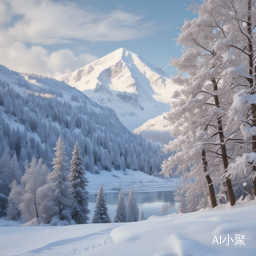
[0,0,154,76]
[0,0,154,47]
[0,42,97,77]
[0,1,12,25]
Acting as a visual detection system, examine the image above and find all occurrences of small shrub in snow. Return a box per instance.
[159,203,170,216]
[139,211,146,221]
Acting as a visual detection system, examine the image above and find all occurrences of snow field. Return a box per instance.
[1,198,255,256]
[0,224,117,255]
[87,199,256,256]
[86,169,177,194]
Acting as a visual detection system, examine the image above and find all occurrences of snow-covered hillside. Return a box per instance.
[59,48,178,130]
[0,64,163,175]
[85,169,177,194]
[133,113,173,144]
[1,198,255,256]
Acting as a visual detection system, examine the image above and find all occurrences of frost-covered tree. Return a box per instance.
[19,158,54,223]
[114,189,126,223]
[160,0,253,207]
[69,142,90,224]
[159,203,170,217]
[48,136,72,221]
[202,0,256,196]
[126,186,139,222]
[10,153,21,183]
[0,190,7,217]
[178,197,187,214]
[120,155,126,172]
[0,179,8,217]
[0,79,164,179]
[131,154,139,171]
[139,210,146,221]
[0,150,11,216]
[0,150,11,184]
[7,180,23,220]
[92,185,111,223]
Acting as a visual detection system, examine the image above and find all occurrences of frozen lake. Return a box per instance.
[88,190,178,222]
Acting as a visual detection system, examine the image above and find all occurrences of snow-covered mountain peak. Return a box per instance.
[59,48,179,130]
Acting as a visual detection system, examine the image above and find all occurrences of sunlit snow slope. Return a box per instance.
[59,48,178,130]
[133,113,173,144]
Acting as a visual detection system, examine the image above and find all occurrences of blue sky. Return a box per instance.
[0,0,201,77]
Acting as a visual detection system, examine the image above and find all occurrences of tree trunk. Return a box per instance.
[34,193,39,219]
[202,149,217,208]
[246,0,256,196]
[212,79,236,206]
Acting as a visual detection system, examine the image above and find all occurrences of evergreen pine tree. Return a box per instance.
[48,135,72,221]
[0,150,11,184]
[126,186,139,222]
[69,142,90,224]
[114,189,126,223]
[139,210,146,221]
[120,155,126,172]
[10,153,21,183]
[131,154,139,171]
[0,187,8,217]
[0,151,10,217]
[92,185,111,223]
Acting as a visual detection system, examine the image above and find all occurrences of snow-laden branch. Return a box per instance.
[225,152,256,180]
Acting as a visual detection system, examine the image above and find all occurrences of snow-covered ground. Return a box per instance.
[86,169,177,194]
[133,113,173,144]
[1,198,255,256]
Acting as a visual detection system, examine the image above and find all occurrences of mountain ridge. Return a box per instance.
[0,64,163,175]
[59,48,178,130]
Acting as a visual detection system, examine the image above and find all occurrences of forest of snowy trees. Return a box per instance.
[1,135,141,225]
[4,137,91,224]
[92,186,140,224]
[0,70,164,219]
[162,0,256,213]
[0,79,163,177]
[0,66,163,220]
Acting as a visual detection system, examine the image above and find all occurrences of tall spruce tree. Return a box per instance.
[126,186,139,222]
[49,135,72,221]
[92,185,111,223]
[69,142,90,224]
[10,153,21,183]
[114,189,126,223]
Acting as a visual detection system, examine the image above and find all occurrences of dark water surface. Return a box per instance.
[88,190,178,222]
